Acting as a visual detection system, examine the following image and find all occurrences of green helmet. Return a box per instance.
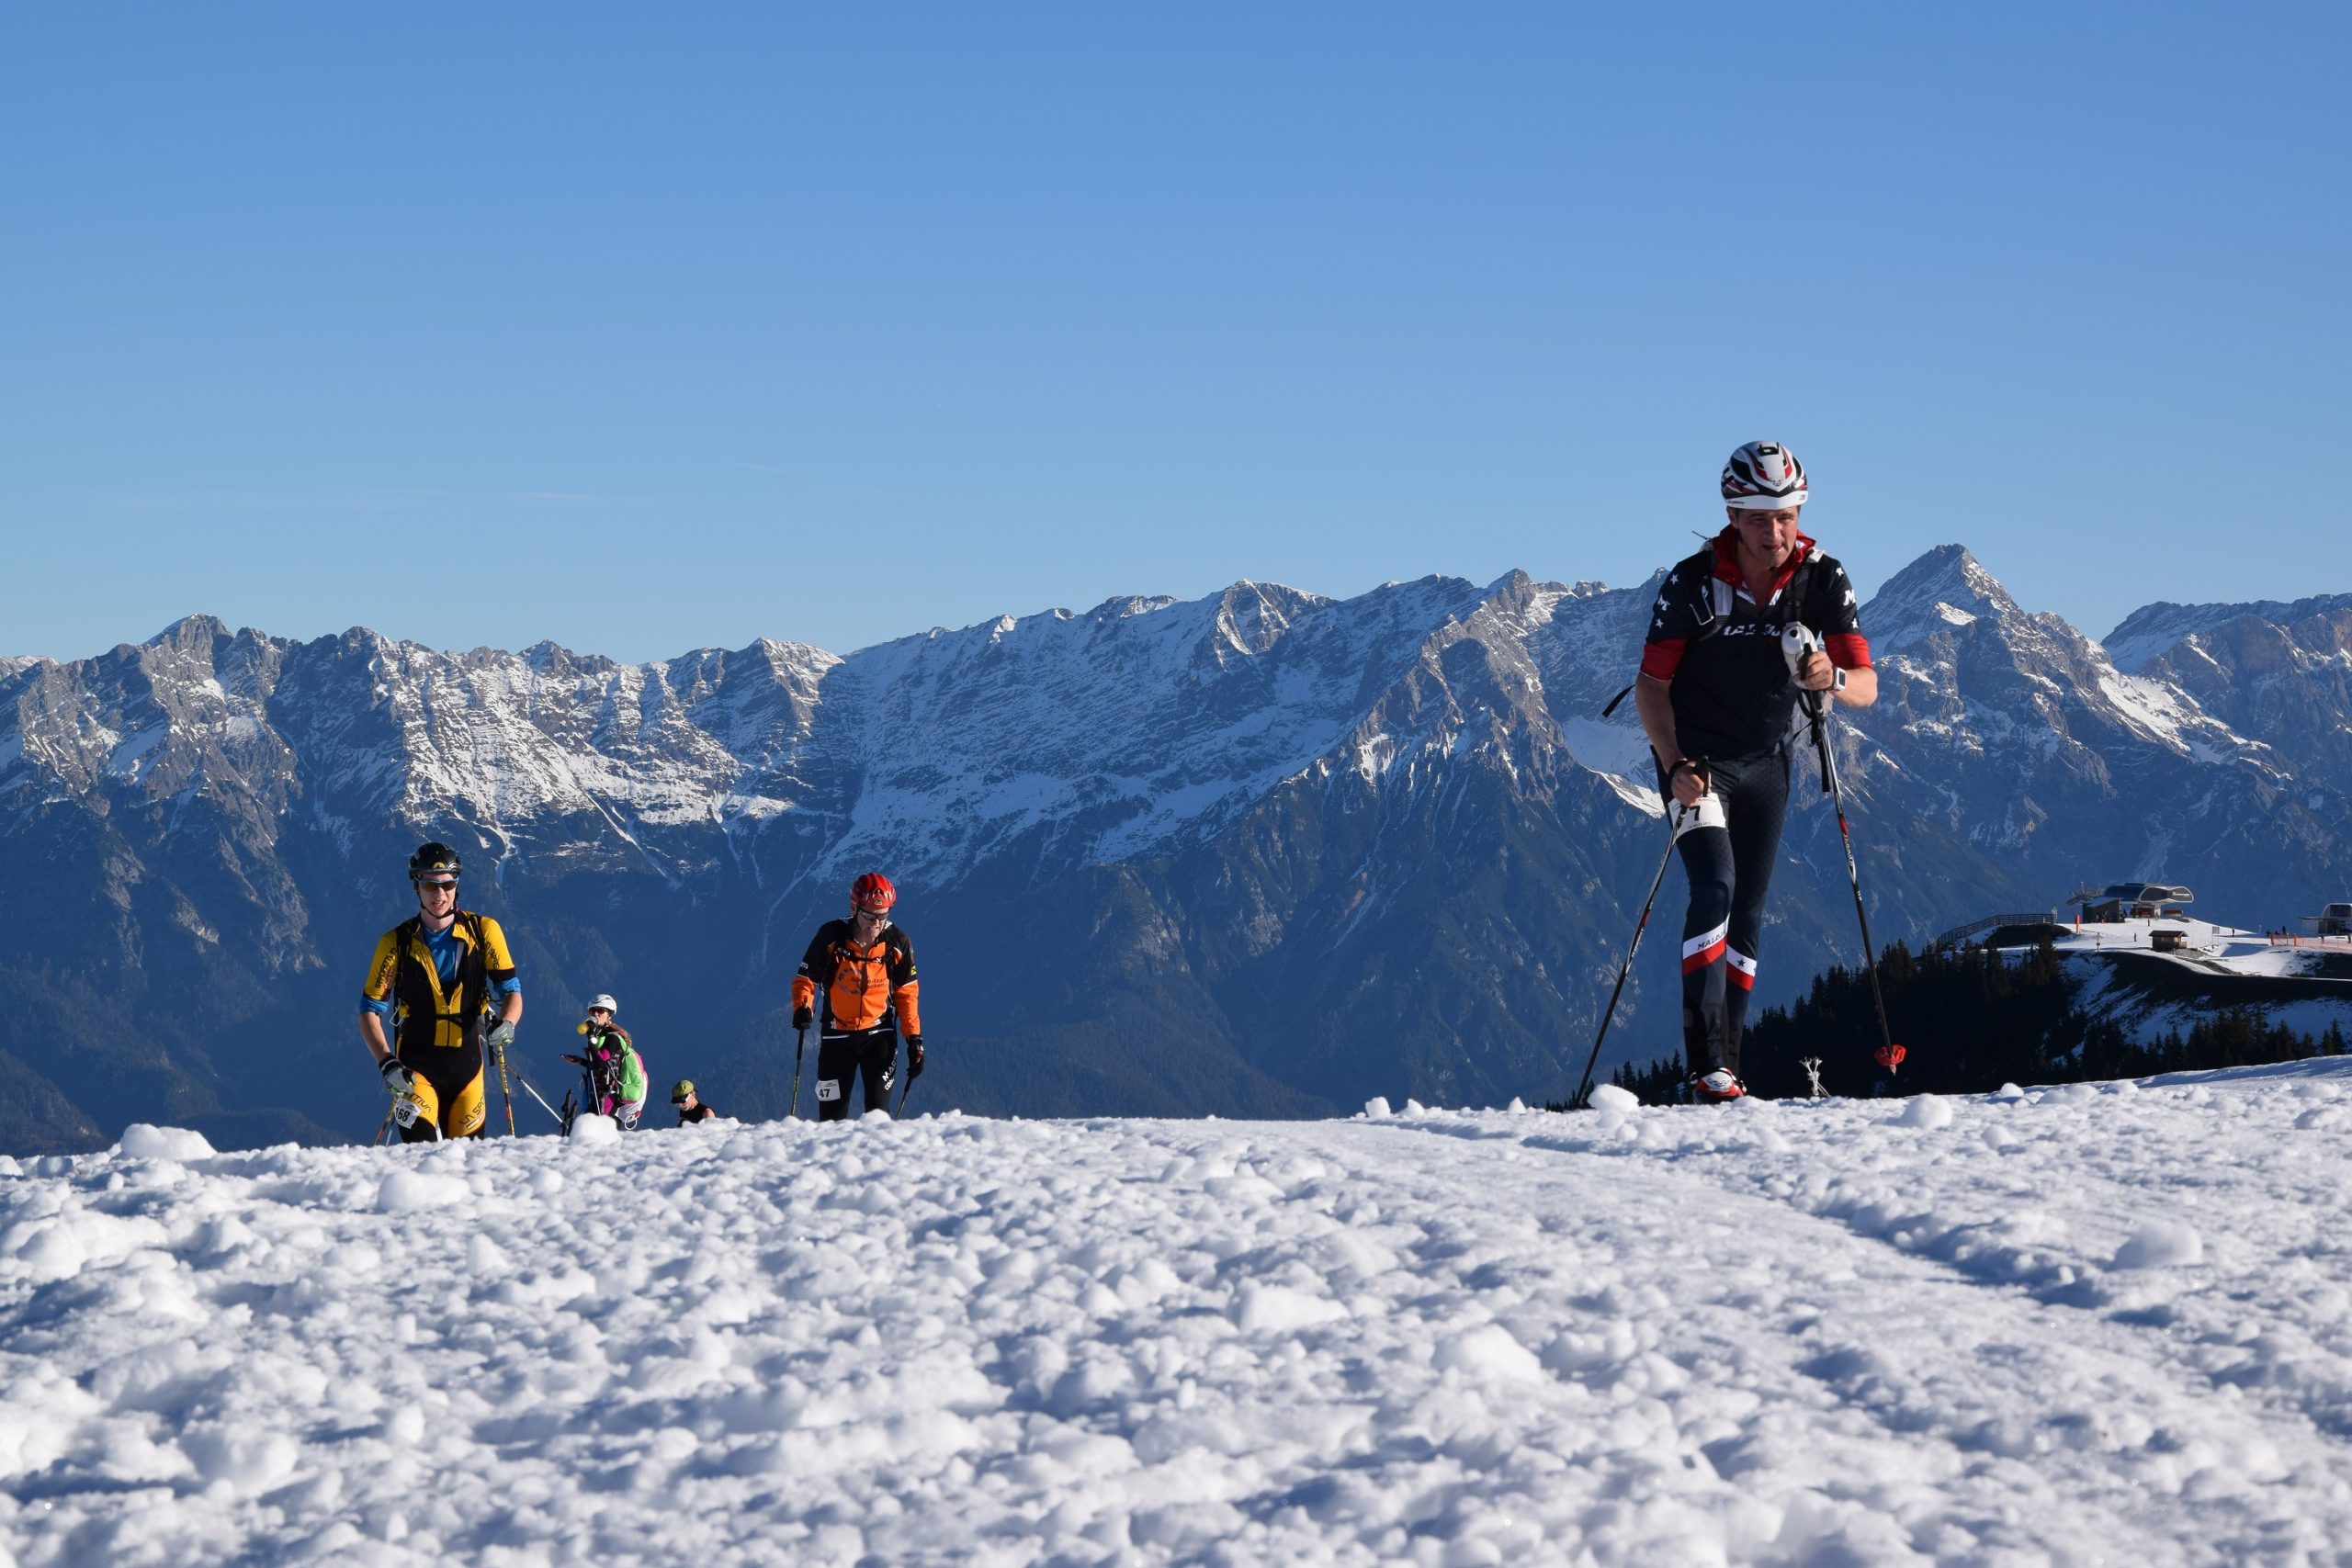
[671,1078,695,1103]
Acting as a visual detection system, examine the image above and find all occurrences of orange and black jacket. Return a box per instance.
[793,920,921,1036]
[361,911,519,1054]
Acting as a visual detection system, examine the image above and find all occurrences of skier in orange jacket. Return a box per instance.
[791,872,922,1120]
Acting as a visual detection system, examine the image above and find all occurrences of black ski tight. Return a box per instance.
[1661,749,1791,1077]
[815,1029,898,1121]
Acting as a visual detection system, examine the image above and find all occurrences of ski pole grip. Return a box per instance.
[1781,623,1822,679]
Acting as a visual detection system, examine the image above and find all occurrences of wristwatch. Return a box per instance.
[1830,667,1848,694]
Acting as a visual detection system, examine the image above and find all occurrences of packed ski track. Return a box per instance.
[6,1063,2352,1565]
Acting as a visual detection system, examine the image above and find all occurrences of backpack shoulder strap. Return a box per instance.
[454,910,492,1031]
[1604,547,1724,717]
[389,915,416,1011]
[1705,574,1734,626]
[1792,551,1836,629]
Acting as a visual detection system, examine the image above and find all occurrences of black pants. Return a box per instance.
[1661,749,1791,1078]
[815,1028,898,1121]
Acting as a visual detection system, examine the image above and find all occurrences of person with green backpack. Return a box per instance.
[562,994,647,1129]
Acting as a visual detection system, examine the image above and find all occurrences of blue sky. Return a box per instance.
[3,3,2344,666]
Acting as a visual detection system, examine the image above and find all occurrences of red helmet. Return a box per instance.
[850,872,897,913]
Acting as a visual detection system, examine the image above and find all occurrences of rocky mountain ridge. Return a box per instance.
[2,546,2345,1152]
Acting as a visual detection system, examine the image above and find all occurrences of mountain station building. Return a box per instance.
[2074,883,2196,923]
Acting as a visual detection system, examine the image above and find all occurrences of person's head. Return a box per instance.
[671,1078,698,1109]
[409,842,461,915]
[586,993,617,1028]
[849,872,897,933]
[1720,441,1807,566]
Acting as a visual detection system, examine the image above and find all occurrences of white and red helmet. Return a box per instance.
[850,872,897,914]
[1721,441,1807,509]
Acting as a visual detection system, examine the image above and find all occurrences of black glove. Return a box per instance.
[905,1039,925,1081]
[792,1006,813,1032]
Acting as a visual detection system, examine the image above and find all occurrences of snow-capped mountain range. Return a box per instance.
[3,546,2346,1151]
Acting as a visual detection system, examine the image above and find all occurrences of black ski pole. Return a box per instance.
[489,1027,518,1136]
[562,1060,600,1137]
[1783,626,1905,1076]
[790,1023,808,1119]
[1571,792,1693,1110]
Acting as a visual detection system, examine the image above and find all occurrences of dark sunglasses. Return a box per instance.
[414,878,459,891]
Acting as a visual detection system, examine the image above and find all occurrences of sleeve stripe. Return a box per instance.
[1826,632,1871,670]
[1640,639,1686,681]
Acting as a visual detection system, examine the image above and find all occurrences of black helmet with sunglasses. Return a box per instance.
[408,842,462,881]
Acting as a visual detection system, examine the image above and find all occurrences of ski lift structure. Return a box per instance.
[2068,882,2194,924]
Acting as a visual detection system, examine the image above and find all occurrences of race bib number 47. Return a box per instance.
[814,1079,842,1101]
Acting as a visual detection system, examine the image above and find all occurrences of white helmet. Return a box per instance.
[588,993,618,1015]
[1722,441,1807,509]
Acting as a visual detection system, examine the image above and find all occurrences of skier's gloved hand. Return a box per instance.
[486,1019,517,1049]
[380,1058,415,1096]
[905,1039,924,1080]
[792,1006,813,1032]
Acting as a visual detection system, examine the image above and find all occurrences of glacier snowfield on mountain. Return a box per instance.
[6,1060,2352,1565]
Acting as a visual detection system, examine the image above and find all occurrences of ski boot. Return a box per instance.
[1690,1068,1747,1103]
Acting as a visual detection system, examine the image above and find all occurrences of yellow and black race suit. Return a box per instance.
[361,910,519,1142]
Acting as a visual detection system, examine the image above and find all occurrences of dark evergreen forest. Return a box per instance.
[1584,938,2350,1106]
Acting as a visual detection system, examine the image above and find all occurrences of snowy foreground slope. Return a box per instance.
[6,1069,2352,1567]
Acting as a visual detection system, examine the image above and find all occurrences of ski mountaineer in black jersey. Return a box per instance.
[1632,442,1877,1102]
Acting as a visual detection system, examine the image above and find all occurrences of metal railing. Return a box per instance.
[1929,912,2061,951]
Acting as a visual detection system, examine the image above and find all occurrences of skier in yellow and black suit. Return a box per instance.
[360,841,524,1141]
[791,872,922,1120]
